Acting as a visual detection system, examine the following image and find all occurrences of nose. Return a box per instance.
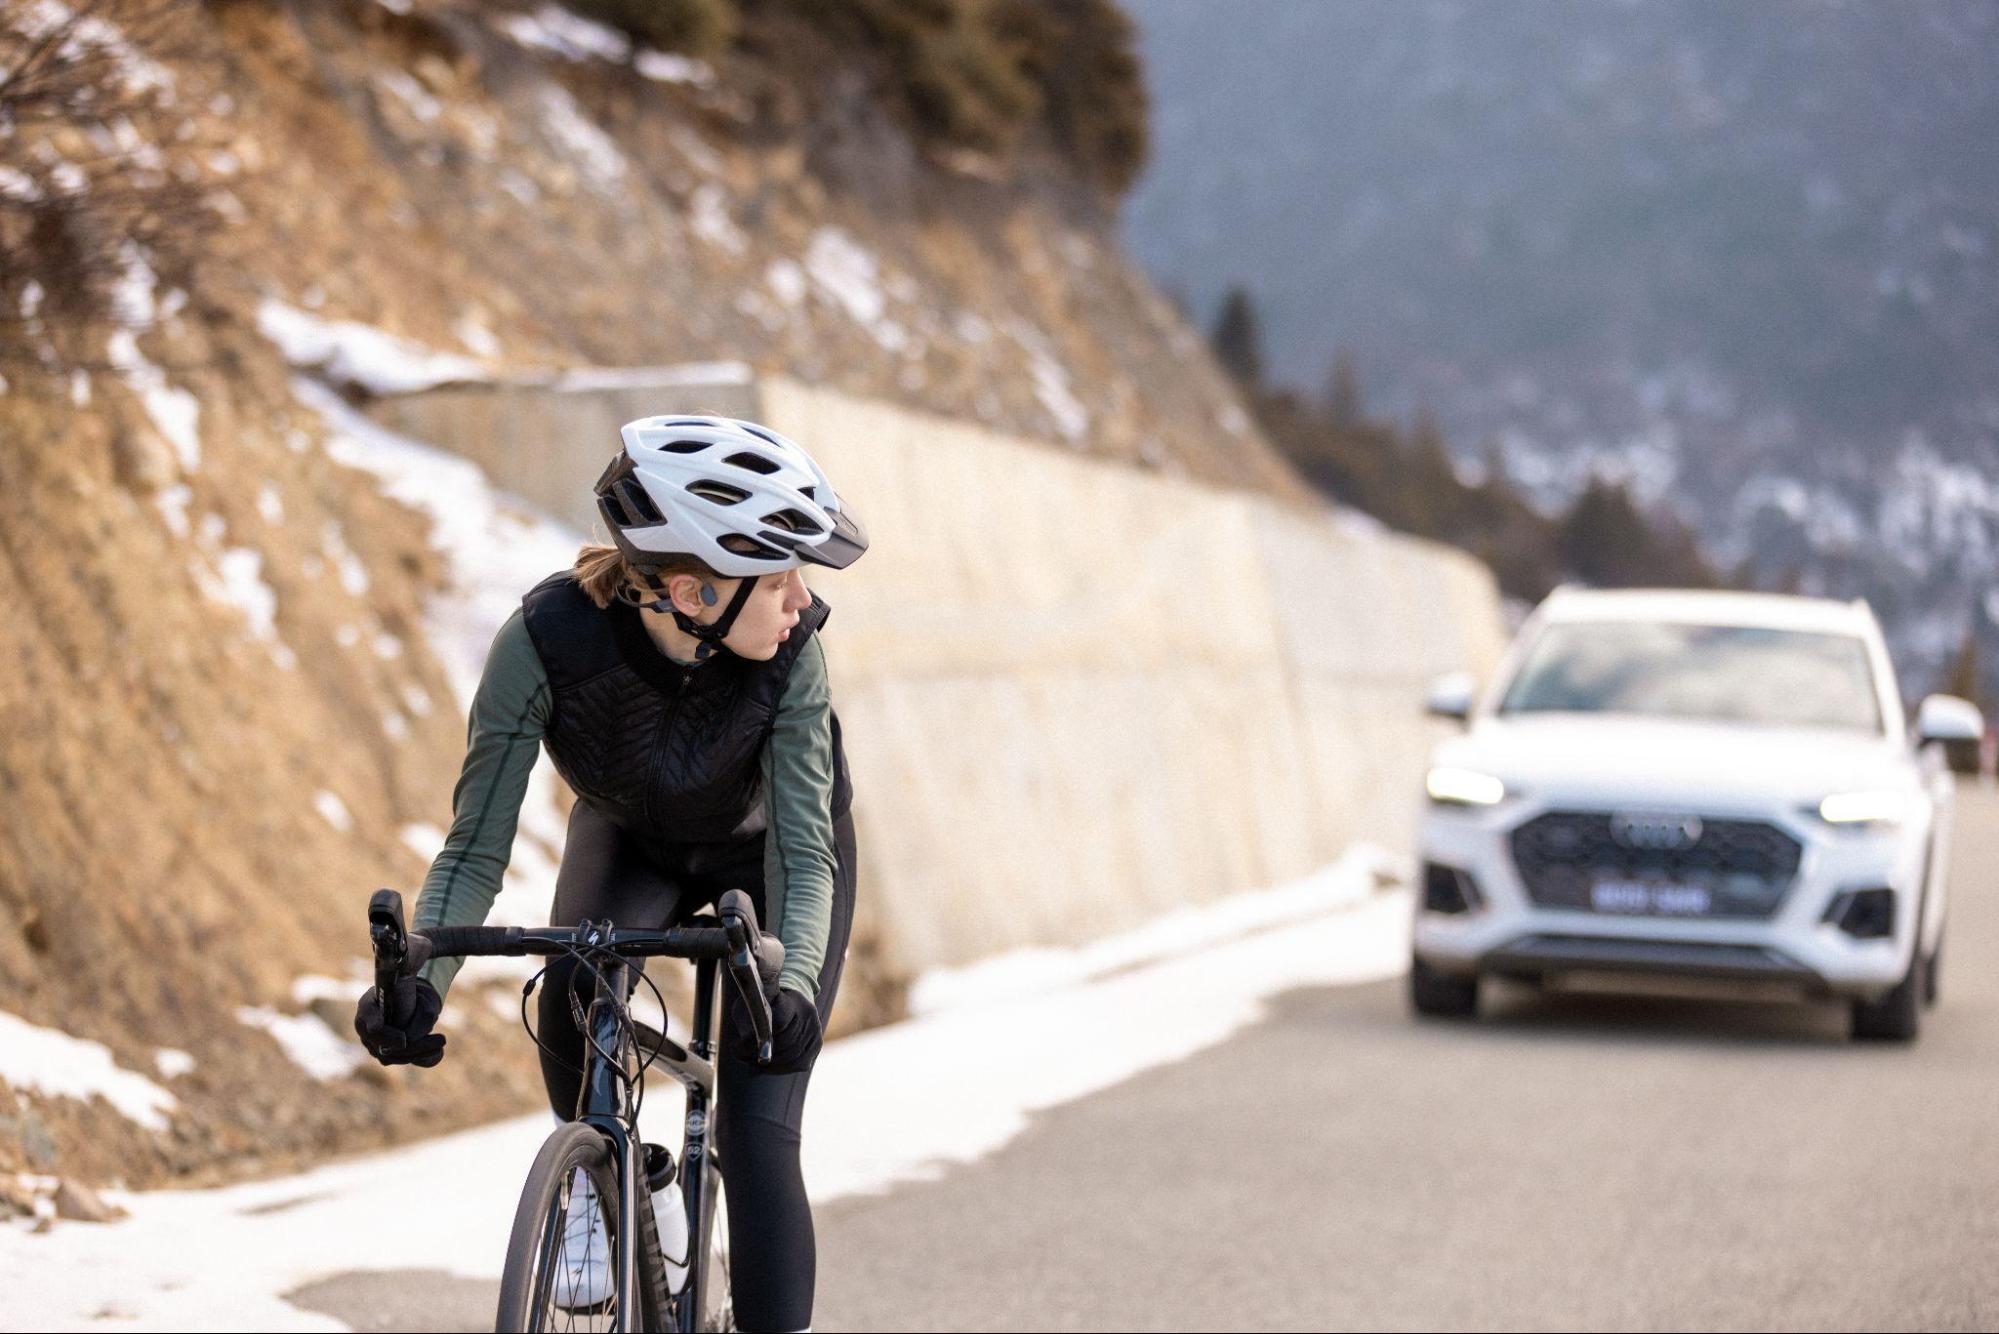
[785,570,810,609]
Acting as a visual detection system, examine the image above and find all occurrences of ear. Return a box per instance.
[665,573,710,618]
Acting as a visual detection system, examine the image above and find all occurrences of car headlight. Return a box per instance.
[1814,790,1912,826]
[1426,766,1507,807]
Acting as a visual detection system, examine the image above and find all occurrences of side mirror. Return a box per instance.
[1425,671,1476,722]
[1915,693,1984,746]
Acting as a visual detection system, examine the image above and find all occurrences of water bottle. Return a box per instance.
[644,1143,691,1293]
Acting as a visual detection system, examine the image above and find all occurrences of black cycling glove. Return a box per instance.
[353,974,447,1068]
[727,986,823,1074]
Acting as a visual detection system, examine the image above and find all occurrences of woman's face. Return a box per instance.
[669,568,811,661]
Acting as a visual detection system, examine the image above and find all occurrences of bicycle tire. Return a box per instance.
[495,1122,628,1332]
[694,1156,733,1333]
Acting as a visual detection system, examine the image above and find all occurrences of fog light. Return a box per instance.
[1825,888,1896,939]
[1423,862,1483,915]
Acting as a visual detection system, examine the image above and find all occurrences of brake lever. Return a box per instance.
[721,908,774,1065]
[368,889,409,1026]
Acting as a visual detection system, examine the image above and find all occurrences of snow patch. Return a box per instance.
[255,484,285,526]
[498,168,540,205]
[0,165,42,200]
[296,379,582,707]
[153,485,192,538]
[498,4,631,61]
[258,299,485,395]
[805,228,885,326]
[399,822,446,861]
[199,546,288,664]
[536,85,627,194]
[291,968,370,1007]
[803,229,916,353]
[688,183,745,255]
[0,1010,178,1131]
[105,278,202,474]
[152,1049,195,1080]
[1008,321,1088,443]
[636,49,715,86]
[910,846,1401,1017]
[234,1007,363,1082]
[453,313,501,358]
[376,68,441,124]
[668,125,724,176]
[313,790,354,834]
[766,259,807,308]
[321,520,370,597]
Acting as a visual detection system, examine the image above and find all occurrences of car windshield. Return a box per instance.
[1496,620,1883,734]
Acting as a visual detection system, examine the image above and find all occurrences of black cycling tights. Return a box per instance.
[537,800,857,1333]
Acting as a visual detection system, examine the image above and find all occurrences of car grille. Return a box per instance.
[1508,810,1804,919]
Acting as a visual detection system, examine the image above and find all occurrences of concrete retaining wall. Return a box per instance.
[368,374,1508,970]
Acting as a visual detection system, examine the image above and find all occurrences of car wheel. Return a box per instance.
[1850,950,1922,1042]
[1409,956,1479,1019]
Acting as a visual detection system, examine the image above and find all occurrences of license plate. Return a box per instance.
[1589,879,1713,916]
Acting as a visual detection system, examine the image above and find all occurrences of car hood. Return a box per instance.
[1432,713,1917,810]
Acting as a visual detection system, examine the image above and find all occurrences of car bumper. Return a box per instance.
[1413,796,1928,1001]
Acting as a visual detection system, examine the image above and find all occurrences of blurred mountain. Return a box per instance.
[1123,0,1999,693]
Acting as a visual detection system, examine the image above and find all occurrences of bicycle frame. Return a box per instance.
[365,889,773,1332]
[573,949,725,1332]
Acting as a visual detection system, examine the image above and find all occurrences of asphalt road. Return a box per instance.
[297,787,1999,1332]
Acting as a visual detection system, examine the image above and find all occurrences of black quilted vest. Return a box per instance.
[519,572,852,849]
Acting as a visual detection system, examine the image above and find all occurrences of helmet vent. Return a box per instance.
[617,480,664,524]
[761,508,823,535]
[657,438,710,454]
[687,480,751,505]
[724,451,781,475]
[718,533,785,559]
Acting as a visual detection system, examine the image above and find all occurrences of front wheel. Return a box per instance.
[680,1155,734,1332]
[1409,956,1479,1019]
[496,1122,628,1332]
[1851,950,1923,1042]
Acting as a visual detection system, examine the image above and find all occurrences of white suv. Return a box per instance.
[1411,587,1984,1041]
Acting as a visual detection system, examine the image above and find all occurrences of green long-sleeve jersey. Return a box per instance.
[411,609,841,1003]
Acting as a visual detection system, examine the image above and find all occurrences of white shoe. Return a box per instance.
[553,1167,614,1311]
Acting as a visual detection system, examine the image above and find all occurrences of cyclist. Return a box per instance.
[355,415,867,1332]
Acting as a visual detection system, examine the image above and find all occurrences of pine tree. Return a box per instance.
[1209,286,1263,390]
[1324,349,1365,427]
[1943,619,1985,707]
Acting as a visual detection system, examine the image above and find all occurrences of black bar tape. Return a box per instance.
[417,925,527,957]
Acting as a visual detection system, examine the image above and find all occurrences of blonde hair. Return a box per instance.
[571,544,723,610]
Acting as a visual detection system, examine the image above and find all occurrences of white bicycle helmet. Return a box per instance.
[595,415,868,578]
[594,415,868,647]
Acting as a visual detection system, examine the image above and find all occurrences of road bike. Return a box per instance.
[368,886,782,1331]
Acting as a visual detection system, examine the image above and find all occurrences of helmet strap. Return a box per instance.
[668,572,760,649]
